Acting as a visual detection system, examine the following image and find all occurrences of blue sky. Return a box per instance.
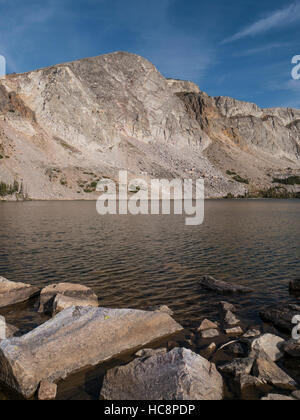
[0,0,299,108]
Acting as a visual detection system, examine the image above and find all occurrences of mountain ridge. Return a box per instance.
[0,51,299,200]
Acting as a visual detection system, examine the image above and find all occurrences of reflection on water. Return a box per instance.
[0,199,299,330]
[0,199,299,399]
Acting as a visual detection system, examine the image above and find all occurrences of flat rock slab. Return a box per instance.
[253,357,297,391]
[52,293,98,316]
[0,277,39,309]
[100,347,224,400]
[38,283,99,314]
[260,304,300,334]
[199,276,253,294]
[0,306,183,398]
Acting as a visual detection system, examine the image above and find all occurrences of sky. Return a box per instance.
[0,0,299,108]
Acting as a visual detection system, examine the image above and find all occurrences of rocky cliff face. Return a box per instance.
[0,51,299,200]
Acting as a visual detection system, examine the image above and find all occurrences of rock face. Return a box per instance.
[100,347,224,400]
[0,306,183,398]
[0,52,299,201]
[38,283,99,314]
[0,277,39,309]
[200,276,253,294]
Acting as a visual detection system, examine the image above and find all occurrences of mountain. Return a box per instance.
[0,51,299,200]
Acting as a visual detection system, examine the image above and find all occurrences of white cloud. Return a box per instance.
[223,2,300,44]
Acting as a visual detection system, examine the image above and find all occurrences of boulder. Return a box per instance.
[198,319,218,332]
[0,277,39,309]
[218,357,255,377]
[0,306,183,398]
[100,347,224,400]
[38,283,99,314]
[261,394,296,401]
[282,339,300,358]
[251,334,285,362]
[38,381,57,401]
[52,293,98,316]
[260,304,300,334]
[252,357,297,391]
[199,276,253,294]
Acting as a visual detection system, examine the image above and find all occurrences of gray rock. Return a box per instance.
[100,347,224,400]
[218,357,255,377]
[0,277,39,309]
[199,276,253,294]
[0,306,183,398]
[251,334,285,362]
[38,283,99,314]
[38,381,57,401]
[252,357,297,391]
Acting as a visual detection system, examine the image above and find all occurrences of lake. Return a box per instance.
[0,199,299,398]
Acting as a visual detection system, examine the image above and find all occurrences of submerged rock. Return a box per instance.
[219,301,241,327]
[199,276,253,294]
[0,276,39,309]
[100,347,224,400]
[38,283,99,314]
[0,306,183,398]
[251,334,285,362]
[260,304,300,334]
[289,279,300,294]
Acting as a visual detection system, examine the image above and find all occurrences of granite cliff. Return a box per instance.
[0,51,299,200]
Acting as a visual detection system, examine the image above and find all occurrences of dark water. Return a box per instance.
[0,199,299,399]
